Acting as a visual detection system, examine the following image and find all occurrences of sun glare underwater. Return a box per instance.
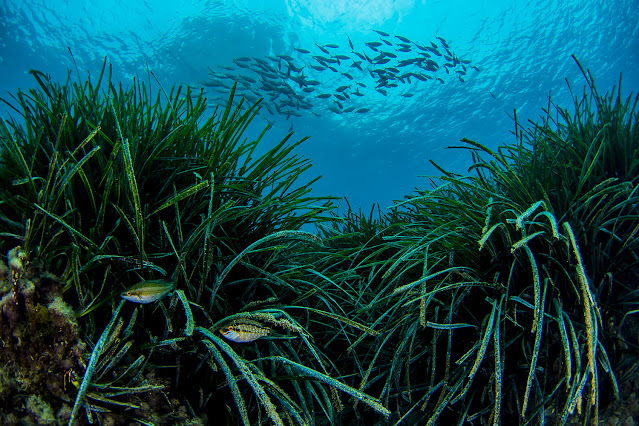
[0,0,639,425]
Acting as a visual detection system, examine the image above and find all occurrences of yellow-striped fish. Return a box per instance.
[219,323,270,343]
[120,280,175,304]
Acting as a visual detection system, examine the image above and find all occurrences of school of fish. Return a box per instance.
[201,30,478,123]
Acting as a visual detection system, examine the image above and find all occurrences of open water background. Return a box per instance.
[1,0,637,213]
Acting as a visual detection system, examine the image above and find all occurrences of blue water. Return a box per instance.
[1,0,637,213]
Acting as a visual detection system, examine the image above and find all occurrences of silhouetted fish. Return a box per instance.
[354,52,368,61]
[347,35,354,50]
[436,36,449,48]
[315,43,329,54]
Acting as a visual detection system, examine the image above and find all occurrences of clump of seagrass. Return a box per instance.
[301,60,637,425]
[1,59,394,425]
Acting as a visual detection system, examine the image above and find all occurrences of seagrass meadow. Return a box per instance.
[0,59,638,425]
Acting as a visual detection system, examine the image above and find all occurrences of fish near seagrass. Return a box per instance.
[220,322,271,343]
[120,279,175,304]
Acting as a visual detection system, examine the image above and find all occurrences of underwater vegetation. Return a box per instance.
[0,56,637,425]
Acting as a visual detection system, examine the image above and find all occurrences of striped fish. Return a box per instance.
[120,280,174,304]
[220,323,270,343]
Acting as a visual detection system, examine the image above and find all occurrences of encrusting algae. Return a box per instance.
[0,247,84,424]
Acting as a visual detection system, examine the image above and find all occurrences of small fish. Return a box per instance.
[395,35,411,43]
[373,29,390,37]
[436,36,449,48]
[347,35,354,50]
[315,43,329,54]
[355,108,370,113]
[220,323,270,343]
[121,280,175,304]
[324,43,339,48]
[294,48,310,54]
